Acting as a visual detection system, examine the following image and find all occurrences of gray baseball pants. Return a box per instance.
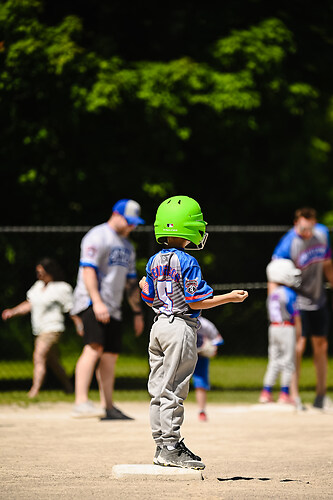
[263,324,296,388]
[148,315,198,446]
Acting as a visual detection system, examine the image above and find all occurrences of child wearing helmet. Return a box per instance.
[139,195,248,470]
[259,258,302,407]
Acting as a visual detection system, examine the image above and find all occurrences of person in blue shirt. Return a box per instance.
[271,207,333,409]
[140,195,248,470]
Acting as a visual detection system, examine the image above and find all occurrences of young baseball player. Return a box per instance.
[193,316,224,422]
[259,259,302,405]
[140,195,248,470]
[271,207,333,409]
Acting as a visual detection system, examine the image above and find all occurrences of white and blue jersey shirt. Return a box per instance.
[71,223,137,319]
[141,247,213,319]
[272,223,331,310]
[267,286,299,325]
[197,316,223,349]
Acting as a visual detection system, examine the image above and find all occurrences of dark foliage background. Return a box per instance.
[1,0,333,361]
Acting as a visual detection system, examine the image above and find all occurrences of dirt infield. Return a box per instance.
[1,401,333,499]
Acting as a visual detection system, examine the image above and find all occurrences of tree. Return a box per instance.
[0,0,332,226]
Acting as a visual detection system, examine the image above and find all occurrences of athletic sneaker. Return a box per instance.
[71,401,105,418]
[100,406,134,420]
[198,411,207,422]
[313,395,333,410]
[294,396,307,411]
[156,439,205,470]
[277,392,294,405]
[323,396,333,409]
[259,389,274,403]
[153,445,162,465]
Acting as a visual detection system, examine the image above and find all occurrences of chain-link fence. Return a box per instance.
[1,225,332,389]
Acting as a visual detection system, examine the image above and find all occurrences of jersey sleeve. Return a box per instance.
[284,287,299,318]
[317,223,332,259]
[79,230,104,270]
[272,229,294,260]
[182,263,213,304]
[141,258,155,304]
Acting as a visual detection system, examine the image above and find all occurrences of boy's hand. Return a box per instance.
[229,290,248,302]
[139,276,146,290]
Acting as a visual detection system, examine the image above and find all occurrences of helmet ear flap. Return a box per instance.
[185,232,209,250]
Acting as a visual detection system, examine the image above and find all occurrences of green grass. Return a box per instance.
[0,355,332,406]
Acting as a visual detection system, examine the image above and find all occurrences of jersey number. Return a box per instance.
[157,281,173,313]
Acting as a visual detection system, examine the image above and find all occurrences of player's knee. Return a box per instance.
[33,351,47,364]
[312,336,328,354]
[85,342,104,357]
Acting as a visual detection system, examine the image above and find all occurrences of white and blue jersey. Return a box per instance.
[267,286,299,324]
[193,317,223,391]
[196,316,223,349]
[141,247,213,319]
[71,223,137,319]
[272,224,331,310]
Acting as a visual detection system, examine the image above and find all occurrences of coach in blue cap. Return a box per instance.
[70,199,145,419]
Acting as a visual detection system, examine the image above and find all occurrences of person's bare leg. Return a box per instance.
[28,337,51,398]
[290,336,306,400]
[195,388,207,412]
[95,363,104,408]
[47,345,73,393]
[95,352,118,409]
[311,336,328,397]
[75,343,103,405]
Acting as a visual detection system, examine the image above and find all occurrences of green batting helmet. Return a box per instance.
[154,195,208,250]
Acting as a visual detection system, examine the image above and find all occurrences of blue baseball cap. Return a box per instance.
[112,199,145,225]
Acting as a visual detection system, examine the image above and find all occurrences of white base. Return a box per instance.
[112,464,203,480]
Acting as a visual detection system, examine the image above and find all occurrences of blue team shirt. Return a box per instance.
[272,223,331,310]
[141,247,213,318]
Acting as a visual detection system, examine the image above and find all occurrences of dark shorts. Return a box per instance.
[79,306,122,353]
[300,305,330,338]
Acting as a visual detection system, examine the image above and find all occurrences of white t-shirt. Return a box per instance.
[26,281,73,335]
[71,223,137,320]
